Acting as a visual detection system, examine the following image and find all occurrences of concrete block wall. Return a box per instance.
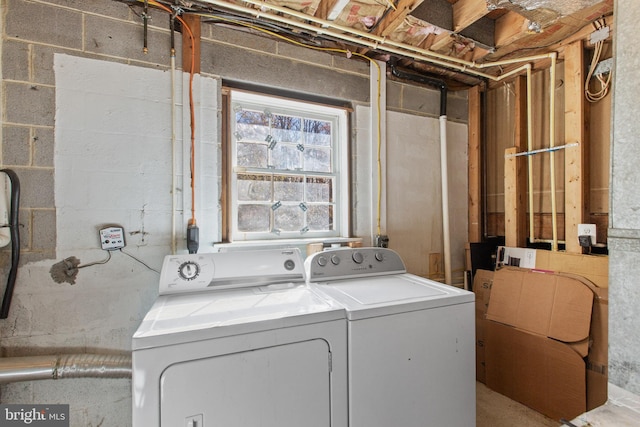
[609,0,640,396]
[0,0,469,425]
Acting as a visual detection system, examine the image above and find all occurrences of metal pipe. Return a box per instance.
[0,354,132,384]
[505,142,579,158]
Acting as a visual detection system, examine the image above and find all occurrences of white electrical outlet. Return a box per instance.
[578,224,597,245]
[99,226,126,251]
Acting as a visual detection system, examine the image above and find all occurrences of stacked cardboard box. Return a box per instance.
[473,266,608,421]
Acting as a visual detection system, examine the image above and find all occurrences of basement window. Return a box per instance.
[227,90,349,242]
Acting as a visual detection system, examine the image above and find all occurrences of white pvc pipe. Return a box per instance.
[527,65,535,244]
[171,51,177,255]
[439,116,452,285]
[549,53,558,251]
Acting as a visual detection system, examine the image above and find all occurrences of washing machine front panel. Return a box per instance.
[348,302,475,427]
[161,339,331,427]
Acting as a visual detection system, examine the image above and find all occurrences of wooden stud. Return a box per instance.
[453,0,490,33]
[564,40,588,253]
[182,14,201,74]
[468,85,482,243]
[504,147,518,247]
[513,75,528,247]
[494,11,528,48]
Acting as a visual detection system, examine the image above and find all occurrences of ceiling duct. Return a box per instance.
[488,0,603,29]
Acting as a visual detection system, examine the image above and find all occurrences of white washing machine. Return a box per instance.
[132,249,348,427]
[305,247,476,427]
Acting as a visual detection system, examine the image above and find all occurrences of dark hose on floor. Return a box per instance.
[0,169,20,319]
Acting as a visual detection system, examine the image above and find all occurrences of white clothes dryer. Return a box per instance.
[132,249,347,427]
[306,247,476,427]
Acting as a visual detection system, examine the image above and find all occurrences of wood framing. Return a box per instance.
[453,0,491,33]
[468,85,482,243]
[182,14,201,74]
[564,40,588,253]
[504,147,518,247]
[511,75,528,247]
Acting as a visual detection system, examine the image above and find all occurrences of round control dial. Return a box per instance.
[375,251,384,262]
[178,261,201,281]
[352,251,364,264]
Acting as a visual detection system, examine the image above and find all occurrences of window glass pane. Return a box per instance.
[274,175,304,201]
[237,142,268,168]
[307,205,333,231]
[238,204,271,232]
[304,147,331,172]
[236,110,269,141]
[230,91,346,241]
[271,144,302,170]
[304,119,332,146]
[237,174,272,201]
[274,205,304,231]
[272,114,302,143]
[306,177,333,203]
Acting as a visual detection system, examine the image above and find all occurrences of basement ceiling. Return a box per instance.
[144,0,614,87]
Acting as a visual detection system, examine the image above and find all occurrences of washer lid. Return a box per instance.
[132,283,344,350]
[313,273,474,320]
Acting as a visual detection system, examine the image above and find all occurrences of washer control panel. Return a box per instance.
[159,249,305,295]
[305,247,406,282]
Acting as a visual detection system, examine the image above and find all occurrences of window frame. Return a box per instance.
[224,89,350,243]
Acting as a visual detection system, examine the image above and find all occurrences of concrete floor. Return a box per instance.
[476,382,558,427]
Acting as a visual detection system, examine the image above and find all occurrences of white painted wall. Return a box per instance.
[354,106,468,282]
[0,55,219,426]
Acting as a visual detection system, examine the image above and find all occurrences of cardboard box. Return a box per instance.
[473,270,494,383]
[534,250,608,288]
[484,267,603,421]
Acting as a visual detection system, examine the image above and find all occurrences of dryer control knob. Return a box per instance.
[352,251,364,264]
[331,255,341,265]
[316,255,328,267]
[375,252,384,262]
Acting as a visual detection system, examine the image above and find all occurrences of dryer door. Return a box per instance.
[160,338,332,427]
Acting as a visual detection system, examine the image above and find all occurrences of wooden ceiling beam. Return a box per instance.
[494,10,529,48]
[453,0,492,33]
[376,0,425,38]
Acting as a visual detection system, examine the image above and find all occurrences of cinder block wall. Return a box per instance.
[0,0,468,425]
[609,0,640,395]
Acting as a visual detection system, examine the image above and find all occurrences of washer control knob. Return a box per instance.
[375,252,384,262]
[284,259,296,271]
[316,255,328,267]
[178,261,201,281]
[331,255,341,265]
[352,251,364,264]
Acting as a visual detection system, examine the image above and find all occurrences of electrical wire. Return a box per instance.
[119,249,160,274]
[584,18,611,103]
[77,251,112,269]
[141,0,198,229]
